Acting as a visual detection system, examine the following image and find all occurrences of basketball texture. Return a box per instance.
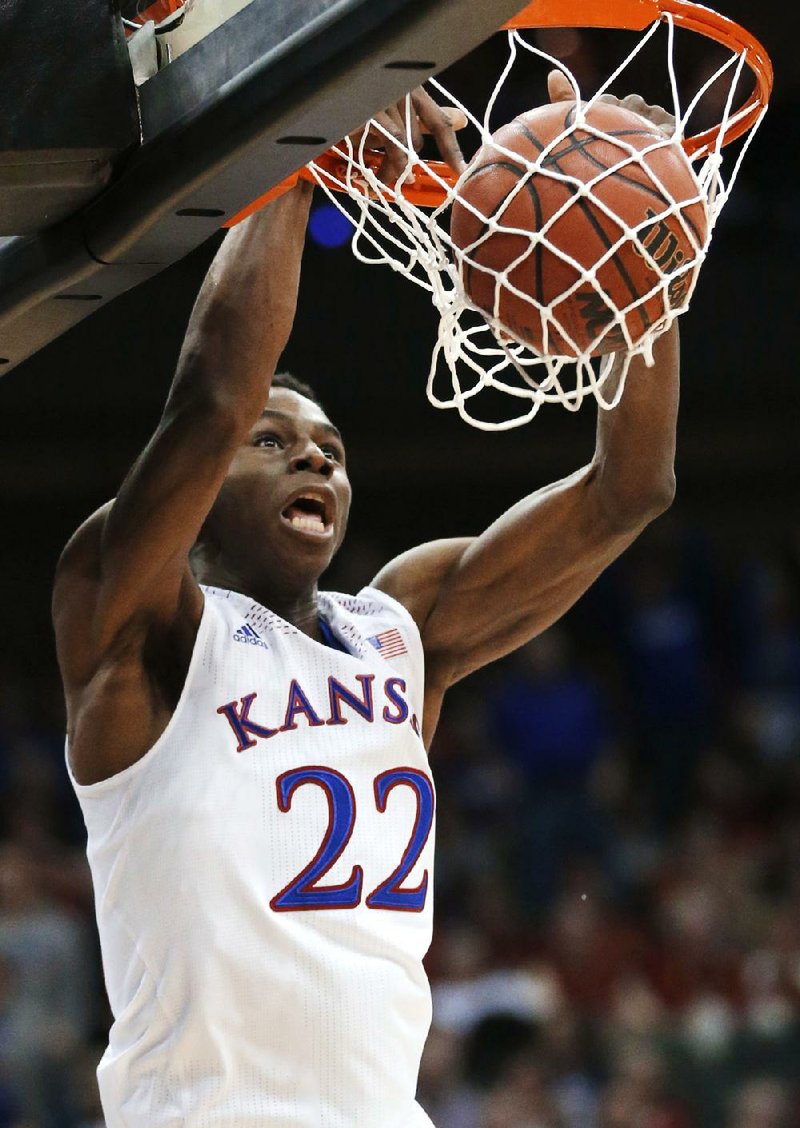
[450,101,709,357]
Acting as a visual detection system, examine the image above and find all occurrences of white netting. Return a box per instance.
[308,14,767,430]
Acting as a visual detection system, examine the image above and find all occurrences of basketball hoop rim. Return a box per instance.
[227,0,773,222]
[504,0,773,159]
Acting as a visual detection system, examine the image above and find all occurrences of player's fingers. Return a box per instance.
[600,92,676,135]
[346,119,381,152]
[382,108,412,184]
[349,110,400,149]
[624,93,674,128]
[411,88,467,173]
[419,107,469,134]
[396,97,425,155]
[625,94,654,115]
[547,69,575,104]
[356,108,406,184]
[646,104,677,135]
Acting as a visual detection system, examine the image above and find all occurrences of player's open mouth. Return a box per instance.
[280,493,333,538]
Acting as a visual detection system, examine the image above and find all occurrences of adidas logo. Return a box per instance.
[233,623,269,650]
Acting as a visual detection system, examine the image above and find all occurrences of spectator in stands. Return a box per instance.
[0,843,91,1128]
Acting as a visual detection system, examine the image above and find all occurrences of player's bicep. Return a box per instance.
[55,404,240,677]
[103,398,243,593]
[433,535,634,684]
[419,470,642,684]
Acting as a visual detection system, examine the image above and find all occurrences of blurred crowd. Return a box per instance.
[0,516,799,1128]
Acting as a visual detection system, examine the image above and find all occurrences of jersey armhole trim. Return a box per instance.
[65,589,213,797]
[359,585,423,646]
[359,584,426,726]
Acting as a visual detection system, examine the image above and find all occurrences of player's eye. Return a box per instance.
[254,432,282,449]
[321,444,342,462]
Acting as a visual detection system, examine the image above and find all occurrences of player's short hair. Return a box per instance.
[272,371,322,407]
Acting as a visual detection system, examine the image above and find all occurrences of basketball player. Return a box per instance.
[53,76,679,1127]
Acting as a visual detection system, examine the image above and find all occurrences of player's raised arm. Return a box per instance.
[374,323,678,742]
[54,182,313,687]
[371,77,683,745]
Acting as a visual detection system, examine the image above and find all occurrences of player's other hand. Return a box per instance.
[347,87,468,184]
[546,68,675,136]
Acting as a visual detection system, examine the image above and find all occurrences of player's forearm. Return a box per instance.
[168,181,314,428]
[590,322,679,527]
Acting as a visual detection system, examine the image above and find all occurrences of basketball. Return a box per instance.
[449,100,709,357]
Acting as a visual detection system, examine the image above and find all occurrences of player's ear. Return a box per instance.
[547,70,576,104]
[189,518,218,578]
[188,539,206,578]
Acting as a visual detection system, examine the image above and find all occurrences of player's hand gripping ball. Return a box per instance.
[450,71,709,357]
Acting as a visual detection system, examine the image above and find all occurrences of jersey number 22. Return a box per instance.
[270,766,434,913]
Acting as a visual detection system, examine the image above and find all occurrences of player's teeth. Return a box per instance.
[291,514,325,531]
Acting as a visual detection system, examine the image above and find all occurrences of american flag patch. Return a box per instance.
[368,628,407,659]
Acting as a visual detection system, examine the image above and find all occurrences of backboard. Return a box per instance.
[0,0,532,374]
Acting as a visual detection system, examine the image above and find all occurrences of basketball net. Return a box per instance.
[308,15,767,430]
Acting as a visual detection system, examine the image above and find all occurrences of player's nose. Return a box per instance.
[289,441,333,477]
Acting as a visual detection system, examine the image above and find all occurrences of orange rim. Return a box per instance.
[227,0,772,224]
[504,0,773,158]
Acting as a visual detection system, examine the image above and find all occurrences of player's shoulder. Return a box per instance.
[52,501,116,665]
[53,499,200,695]
[54,500,113,588]
[369,537,474,631]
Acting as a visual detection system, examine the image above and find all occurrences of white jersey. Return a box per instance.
[67,584,436,1128]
